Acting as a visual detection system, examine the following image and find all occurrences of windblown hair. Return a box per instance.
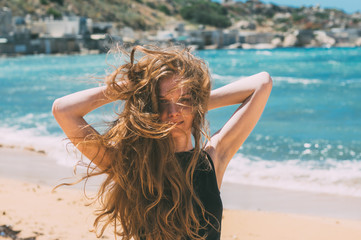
[80,45,212,239]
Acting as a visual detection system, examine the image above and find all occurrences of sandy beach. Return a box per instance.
[1,147,361,240]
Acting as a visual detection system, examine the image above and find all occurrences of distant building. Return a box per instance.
[0,7,13,36]
[329,28,361,45]
[92,22,113,35]
[239,32,276,44]
[246,0,262,4]
[222,0,235,5]
[79,17,91,36]
[42,16,81,37]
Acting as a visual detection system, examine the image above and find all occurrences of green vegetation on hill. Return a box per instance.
[180,1,231,28]
[0,0,232,29]
[1,0,357,32]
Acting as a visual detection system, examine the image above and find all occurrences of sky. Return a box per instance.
[213,0,361,14]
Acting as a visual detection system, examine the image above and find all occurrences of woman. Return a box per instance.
[52,45,272,240]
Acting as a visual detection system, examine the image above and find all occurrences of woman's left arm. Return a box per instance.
[205,72,273,188]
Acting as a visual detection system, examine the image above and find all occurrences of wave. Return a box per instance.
[223,153,361,197]
[2,125,361,198]
[212,73,323,85]
[0,126,81,168]
[212,73,361,88]
[272,76,322,85]
[211,73,240,83]
[255,50,273,56]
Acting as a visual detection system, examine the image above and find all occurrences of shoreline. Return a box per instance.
[1,148,361,239]
[1,147,361,220]
[1,45,360,59]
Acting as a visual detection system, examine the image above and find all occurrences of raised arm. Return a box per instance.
[205,72,273,188]
[52,85,114,170]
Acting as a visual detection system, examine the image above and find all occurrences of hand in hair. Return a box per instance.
[205,72,273,189]
[52,85,115,170]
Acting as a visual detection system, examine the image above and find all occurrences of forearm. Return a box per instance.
[52,85,113,118]
[52,86,115,169]
[208,72,272,110]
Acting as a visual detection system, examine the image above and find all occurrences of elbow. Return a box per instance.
[52,98,66,119]
[259,71,273,91]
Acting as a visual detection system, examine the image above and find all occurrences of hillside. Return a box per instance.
[1,0,359,32]
[1,0,186,30]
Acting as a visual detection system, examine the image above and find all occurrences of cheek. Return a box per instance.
[158,103,167,120]
[159,111,167,122]
[184,114,194,127]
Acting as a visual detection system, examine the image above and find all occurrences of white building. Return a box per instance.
[222,0,235,5]
[43,16,81,37]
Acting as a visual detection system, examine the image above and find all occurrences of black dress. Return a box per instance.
[139,150,223,239]
[175,150,223,240]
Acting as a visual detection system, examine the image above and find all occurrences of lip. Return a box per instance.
[170,121,183,125]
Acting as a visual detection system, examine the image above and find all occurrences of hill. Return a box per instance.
[1,0,359,32]
[1,0,185,30]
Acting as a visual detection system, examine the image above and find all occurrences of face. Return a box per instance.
[158,76,194,139]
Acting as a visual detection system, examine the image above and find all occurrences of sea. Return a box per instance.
[1,47,361,197]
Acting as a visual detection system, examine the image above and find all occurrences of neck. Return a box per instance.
[173,134,193,152]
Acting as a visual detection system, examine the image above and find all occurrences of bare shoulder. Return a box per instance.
[204,146,224,189]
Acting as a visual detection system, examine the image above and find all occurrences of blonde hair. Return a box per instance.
[79,45,213,239]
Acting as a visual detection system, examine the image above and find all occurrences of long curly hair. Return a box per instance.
[77,45,212,239]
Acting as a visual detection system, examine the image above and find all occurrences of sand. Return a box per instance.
[1,147,361,240]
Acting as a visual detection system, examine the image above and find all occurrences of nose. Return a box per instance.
[167,102,180,117]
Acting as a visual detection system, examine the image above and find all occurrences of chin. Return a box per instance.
[170,128,191,138]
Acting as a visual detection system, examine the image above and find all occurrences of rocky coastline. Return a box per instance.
[0,0,360,56]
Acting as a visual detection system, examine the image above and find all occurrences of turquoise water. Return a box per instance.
[1,47,361,197]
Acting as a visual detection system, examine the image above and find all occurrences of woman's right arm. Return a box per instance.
[52,85,114,170]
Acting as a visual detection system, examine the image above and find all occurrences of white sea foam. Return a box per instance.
[2,125,361,197]
[345,79,361,84]
[223,153,361,197]
[255,50,272,56]
[271,76,322,85]
[0,126,81,168]
[211,73,240,83]
[212,74,323,86]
